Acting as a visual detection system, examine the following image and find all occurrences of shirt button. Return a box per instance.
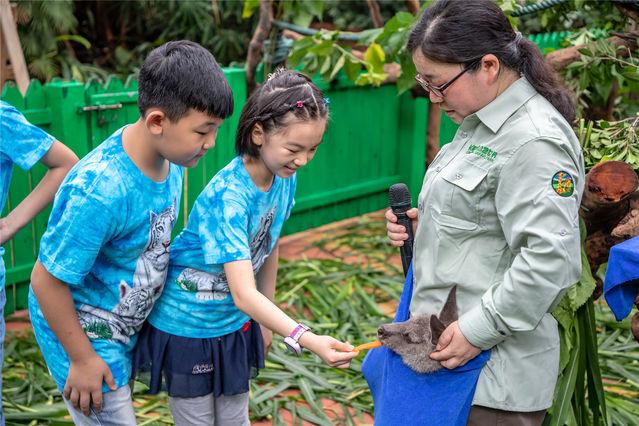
[455,173,462,180]
[559,229,567,236]
[435,166,442,172]
[460,131,468,138]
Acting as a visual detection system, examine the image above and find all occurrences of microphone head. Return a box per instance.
[389,183,411,209]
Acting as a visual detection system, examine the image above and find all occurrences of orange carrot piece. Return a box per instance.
[352,340,383,352]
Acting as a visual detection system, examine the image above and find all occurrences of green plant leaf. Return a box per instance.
[364,43,385,74]
[343,57,362,82]
[397,53,417,94]
[329,53,346,81]
[242,0,260,19]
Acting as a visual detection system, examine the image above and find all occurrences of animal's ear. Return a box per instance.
[438,285,458,325]
[119,281,129,299]
[430,315,446,346]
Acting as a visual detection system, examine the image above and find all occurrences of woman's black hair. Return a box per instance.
[235,69,328,158]
[407,0,575,123]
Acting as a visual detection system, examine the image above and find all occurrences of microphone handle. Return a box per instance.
[395,210,414,277]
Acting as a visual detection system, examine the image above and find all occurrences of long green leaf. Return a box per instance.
[545,325,581,426]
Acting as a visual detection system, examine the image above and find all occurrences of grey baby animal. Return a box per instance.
[377,286,457,373]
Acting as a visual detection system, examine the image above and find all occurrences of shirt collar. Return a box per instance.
[473,77,538,134]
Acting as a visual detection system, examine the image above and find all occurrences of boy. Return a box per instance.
[0,101,78,425]
[29,40,234,424]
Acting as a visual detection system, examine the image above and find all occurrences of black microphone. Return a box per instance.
[389,183,414,277]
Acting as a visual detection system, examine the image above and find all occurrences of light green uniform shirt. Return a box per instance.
[411,77,585,411]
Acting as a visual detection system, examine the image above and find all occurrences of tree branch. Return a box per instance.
[545,30,639,71]
[366,0,384,28]
[614,3,639,23]
[405,0,420,15]
[211,0,221,26]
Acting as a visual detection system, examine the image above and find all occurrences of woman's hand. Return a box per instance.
[385,208,418,247]
[429,321,481,369]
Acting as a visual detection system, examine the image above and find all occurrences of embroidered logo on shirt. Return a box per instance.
[467,144,497,162]
[551,171,574,197]
[192,363,215,374]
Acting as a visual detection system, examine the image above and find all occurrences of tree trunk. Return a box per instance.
[580,161,639,234]
[426,102,441,165]
[246,0,272,94]
[581,162,639,300]
[631,311,639,343]
[612,192,639,238]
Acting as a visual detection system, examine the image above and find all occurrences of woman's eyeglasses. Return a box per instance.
[415,59,481,98]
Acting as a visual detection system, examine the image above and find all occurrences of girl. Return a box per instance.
[134,69,357,425]
[385,0,584,425]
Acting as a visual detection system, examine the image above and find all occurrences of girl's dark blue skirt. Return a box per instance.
[132,320,265,398]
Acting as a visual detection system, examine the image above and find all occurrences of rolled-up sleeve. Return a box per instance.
[458,137,584,349]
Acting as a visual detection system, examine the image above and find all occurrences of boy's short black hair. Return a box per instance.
[138,40,233,121]
[235,69,328,158]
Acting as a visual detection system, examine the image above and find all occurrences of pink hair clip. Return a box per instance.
[296,101,304,108]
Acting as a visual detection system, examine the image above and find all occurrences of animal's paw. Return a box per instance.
[212,292,229,301]
[196,292,217,301]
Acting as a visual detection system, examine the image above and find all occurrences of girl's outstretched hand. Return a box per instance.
[300,333,357,368]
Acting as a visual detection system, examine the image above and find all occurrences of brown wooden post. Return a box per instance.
[0,0,29,94]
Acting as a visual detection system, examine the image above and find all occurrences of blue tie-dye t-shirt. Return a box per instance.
[28,126,183,392]
[0,101,55,264]
[148,156,296,338]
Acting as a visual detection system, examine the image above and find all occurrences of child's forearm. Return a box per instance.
[256,243,278,302]
[225,260,356,366]
[31,261,97,362]
[0,141,78,245]
[226,259,297,337]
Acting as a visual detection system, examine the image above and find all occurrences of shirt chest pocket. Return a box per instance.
[437,160,490,226]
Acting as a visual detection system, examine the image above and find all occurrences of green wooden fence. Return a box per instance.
[1,69,426,315]
[0,30,572,316]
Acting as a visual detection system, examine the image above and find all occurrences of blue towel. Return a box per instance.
[604,236,639,321]
[362,265,490,426]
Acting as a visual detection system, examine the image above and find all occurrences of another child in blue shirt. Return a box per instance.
[134,69,358,425]
[0,101,78,425]
[29,40,234,425]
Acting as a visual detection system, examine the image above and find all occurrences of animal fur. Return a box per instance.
[377,286,457,373]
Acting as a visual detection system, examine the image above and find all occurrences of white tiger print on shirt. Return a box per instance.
[78,203,176,343]
[176,207,275,301]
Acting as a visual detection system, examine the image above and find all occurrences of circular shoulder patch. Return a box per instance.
[551,171,575,197]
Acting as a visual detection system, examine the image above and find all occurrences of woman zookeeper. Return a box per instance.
[385,0,585,424]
